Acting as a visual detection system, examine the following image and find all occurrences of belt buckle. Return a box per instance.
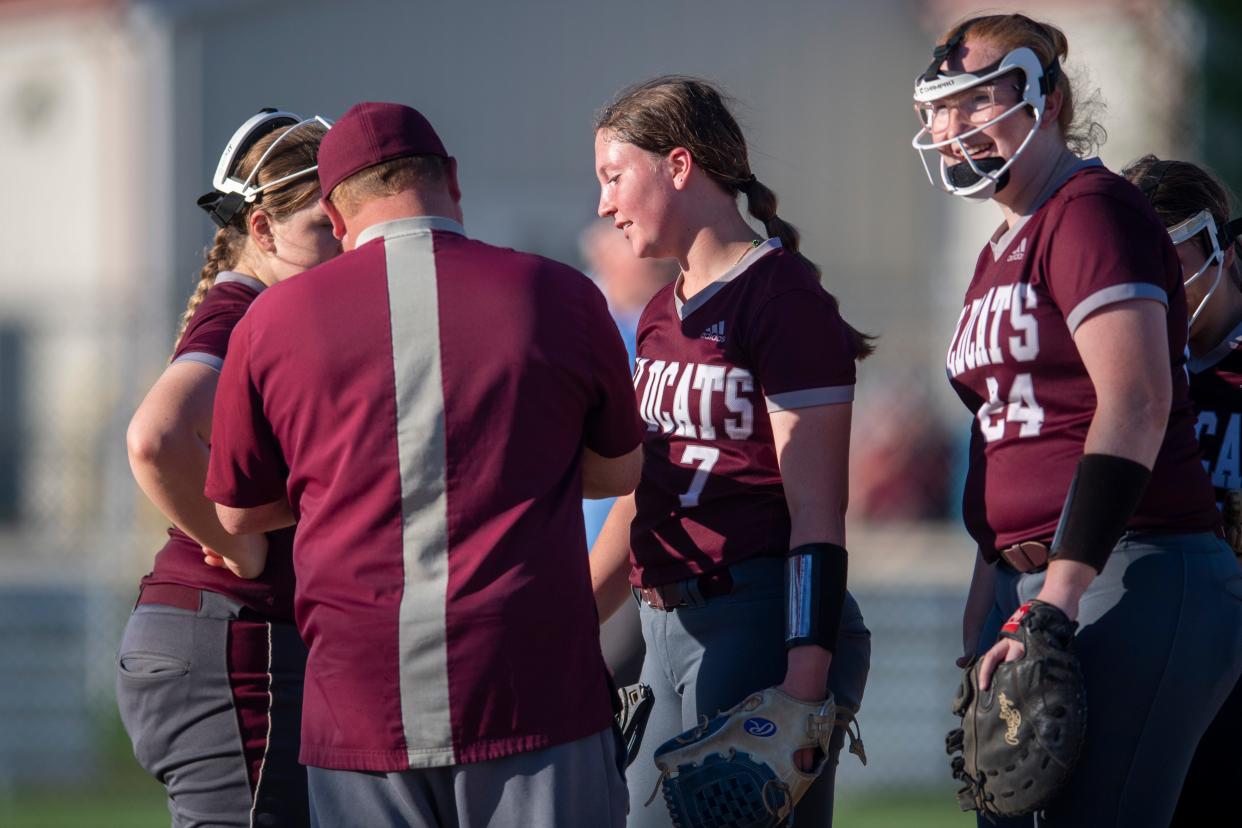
[1000,541,1049,573]
[639,583,687,611]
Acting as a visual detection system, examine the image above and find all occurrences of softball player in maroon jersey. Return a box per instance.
[589,76,873,827]
[118,110,336,827]
[913,13,1242,827]
[1122,155,1242,828]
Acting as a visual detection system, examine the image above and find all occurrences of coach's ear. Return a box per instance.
[321,197,347,242]
[444,157,462,205]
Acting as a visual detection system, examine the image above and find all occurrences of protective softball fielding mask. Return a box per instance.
[911,33,1060,201]
[196,108,333,228]
[1168,209,1241,328]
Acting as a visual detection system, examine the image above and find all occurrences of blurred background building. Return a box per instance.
[0,0,1236,822]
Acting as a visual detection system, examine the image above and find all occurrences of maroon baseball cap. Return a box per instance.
[318,101,449,198]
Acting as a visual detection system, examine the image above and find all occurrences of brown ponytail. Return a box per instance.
[739,177,801,259]
[172,118,328,356]
[172,227,246,354]
[596,76,875,359]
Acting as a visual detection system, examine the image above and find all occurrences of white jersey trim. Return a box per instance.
[213,271,266,293]
[1064,282,1168,334]
[1189,319,1242,374]
[171,352,224,372]
[988,157,1104,262]
[676,237,783,320]
[356,215,465,248]
[765,385,855,412]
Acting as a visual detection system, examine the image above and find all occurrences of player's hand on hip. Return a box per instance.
[203,533,269,580]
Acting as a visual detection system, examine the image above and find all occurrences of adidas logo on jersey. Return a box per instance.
[700,321,726,343]
[1006,238,1027,263]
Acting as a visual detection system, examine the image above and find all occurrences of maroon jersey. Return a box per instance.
[946,162,1219,559]
[629,239,857,587]
[140,272,296,621]
[206,217,642,771]
[1189,323,1242,499]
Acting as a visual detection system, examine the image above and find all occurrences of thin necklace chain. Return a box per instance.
[678,238,765,301]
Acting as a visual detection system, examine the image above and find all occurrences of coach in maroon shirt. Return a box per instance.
[205,102,642,827]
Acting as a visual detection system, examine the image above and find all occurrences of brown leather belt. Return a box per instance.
[999,541,1050,573]
[637,569,734,610]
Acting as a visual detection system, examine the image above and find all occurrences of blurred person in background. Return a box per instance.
[1123,154,1242,828]
[119,110,336,827]
[590,75,872,827]
[914,12,1242,826]
[848,374,955,521]
[580,219,676,686]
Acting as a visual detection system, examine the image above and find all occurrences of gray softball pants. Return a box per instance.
[116,589,308,828]
[625,555,871,828]
[306,726,627,828]
[974,531,1242,828]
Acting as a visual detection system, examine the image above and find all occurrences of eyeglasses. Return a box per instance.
[914,83,1022,131]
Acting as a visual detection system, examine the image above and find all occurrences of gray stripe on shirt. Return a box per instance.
[171,352,224,372]
[385,228,456,768]
[1065,283,1168,334]
[765,385,855,412]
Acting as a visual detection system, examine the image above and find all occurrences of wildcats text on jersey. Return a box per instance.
[946,281,1045,444]
[632,357,754,440]
[946,282,1040,378]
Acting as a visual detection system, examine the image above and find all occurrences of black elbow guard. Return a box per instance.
[784,542,849,652]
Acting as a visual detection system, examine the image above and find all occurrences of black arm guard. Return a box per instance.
[1050,453,1152,573]
[784,542,848,652]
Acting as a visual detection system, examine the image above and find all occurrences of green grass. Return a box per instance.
[0,710,171,828]
[0,789,169,828]
[0,788,970,828]
[0,714,971,826]
[836,790,974,827]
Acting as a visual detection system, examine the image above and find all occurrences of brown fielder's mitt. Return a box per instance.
[946,600,1087,818]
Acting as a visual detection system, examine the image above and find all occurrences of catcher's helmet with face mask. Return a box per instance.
[196,108,332,228]
[911,25,1061,201]
[1166,209,1242,328]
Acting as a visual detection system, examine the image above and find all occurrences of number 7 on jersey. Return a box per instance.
[678,444,720,507]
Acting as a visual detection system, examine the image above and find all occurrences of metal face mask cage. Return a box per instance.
[196,108,333,228]
[911,46,1059,200]
[1169,208,1229,328]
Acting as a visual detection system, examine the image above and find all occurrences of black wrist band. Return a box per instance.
[1050,454,1152,573]
[784,542,848,652]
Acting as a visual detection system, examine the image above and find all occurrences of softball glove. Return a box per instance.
[650,686,864,828]
[946,599,1087,818]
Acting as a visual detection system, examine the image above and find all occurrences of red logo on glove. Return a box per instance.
[1001,601,1034,635]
